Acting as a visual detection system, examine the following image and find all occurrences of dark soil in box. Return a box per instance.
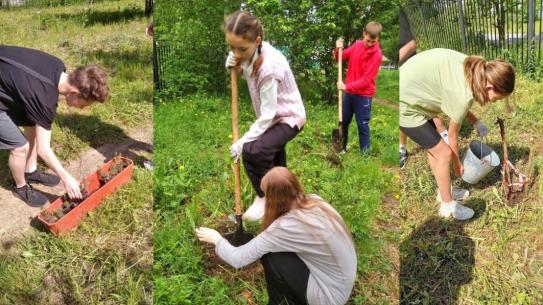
[98,156,131,186]
[39,156,131,224]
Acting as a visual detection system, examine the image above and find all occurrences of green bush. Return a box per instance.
[154,0,399,102]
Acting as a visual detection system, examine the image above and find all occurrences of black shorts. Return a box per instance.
[0,111,27,150]
[400,120,441,149]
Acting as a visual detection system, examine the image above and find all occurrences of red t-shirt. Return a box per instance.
[334,40,382,97]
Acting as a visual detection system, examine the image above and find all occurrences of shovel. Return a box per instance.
[496,117,528,202]
[332,45,344,152]
[224,68,254,246]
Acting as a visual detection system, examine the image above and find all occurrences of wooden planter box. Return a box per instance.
[36,157,134,236]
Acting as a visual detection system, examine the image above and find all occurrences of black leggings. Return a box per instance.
[261,252,310,305]
[399,119,441,149]
[242,123,300,197]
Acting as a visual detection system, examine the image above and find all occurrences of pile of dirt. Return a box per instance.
[98,155,131,186]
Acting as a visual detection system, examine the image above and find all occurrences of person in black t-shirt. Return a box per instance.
[0,45,109,207]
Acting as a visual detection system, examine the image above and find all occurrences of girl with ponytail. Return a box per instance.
[399,48,515,220]
[223,11,306,222]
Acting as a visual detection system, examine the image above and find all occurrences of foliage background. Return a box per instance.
[154,0,399,100]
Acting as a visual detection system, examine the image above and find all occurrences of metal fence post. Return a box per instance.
[527,0,535,43]
[457,0,468,53]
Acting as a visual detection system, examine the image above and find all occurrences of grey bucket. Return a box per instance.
[461,140,500,184]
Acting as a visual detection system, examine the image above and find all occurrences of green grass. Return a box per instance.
[0,167,153,305]
[375,69,399,103]
[0,1,153,304]
[400,75,543,304]
[153,80,399,304]
[0,0,152,180]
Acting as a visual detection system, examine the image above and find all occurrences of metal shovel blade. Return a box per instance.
[332,122,343,152]
[224,215,254,246]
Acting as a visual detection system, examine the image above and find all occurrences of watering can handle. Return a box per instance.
[480,137,483,161]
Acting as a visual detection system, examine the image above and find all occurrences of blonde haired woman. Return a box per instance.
[400,48,515,220]
[197,167,356,305]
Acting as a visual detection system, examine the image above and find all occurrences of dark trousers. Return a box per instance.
[261,252,310,305]
[342,93,372,152]
[242,123,300,197]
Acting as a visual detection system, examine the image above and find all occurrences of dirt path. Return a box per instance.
[369,166,400,304]
[0,123,152,241]
[374,98,399,110]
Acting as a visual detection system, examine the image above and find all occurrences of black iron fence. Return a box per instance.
[0,0,99,7]
[153,39,173,91]
[403,0,542,71]
[0,0,149,8]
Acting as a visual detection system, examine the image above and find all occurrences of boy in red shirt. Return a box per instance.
[334,21,383,154]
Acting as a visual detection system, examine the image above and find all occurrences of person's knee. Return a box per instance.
[10,143,29,157]
[434,143,452,161]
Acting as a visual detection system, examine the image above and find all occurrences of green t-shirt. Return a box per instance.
[400,48,474,128]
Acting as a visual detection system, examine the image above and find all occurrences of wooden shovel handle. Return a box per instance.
[338,47,343,122]
[231,69,242,215]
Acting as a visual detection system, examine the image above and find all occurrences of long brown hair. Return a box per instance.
[223,11,264,77]
[260,167,352,241]
[464,56,515,105]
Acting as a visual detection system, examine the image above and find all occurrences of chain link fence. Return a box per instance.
[403,0,542,72]
[153,40,173,91]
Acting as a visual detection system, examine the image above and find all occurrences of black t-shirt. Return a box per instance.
[0,45,66,130]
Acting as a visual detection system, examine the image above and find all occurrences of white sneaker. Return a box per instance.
[242,196,265,221]
[436,186,470,202]
[438,201,474,220]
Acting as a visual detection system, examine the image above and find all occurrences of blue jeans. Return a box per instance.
[342,93,372,152]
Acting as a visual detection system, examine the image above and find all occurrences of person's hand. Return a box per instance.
[336,38,344,49]
[453,158,464,177]
[63,174,82,199]
[196,227,223,245]
[145,22,154,37]
[225,51,238,70]
[475,120,489,137]
[337,81,346,91]
[229,140,243,163]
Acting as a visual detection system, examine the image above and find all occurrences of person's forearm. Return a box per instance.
[448,124,462,164]
[240,79,277,144]
[448,136,461,163]
[37,146,69,180]
[399,40,416,64]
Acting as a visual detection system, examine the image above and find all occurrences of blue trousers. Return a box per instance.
[342,93,372,152]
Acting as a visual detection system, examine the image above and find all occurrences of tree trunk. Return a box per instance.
[493,0,506,48]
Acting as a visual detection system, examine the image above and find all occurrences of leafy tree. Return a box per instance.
[246,0,399,102]
[155,0,399,102]
[154,0,242,97]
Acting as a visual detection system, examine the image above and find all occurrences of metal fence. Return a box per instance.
[1,0,150,8]
[403,0,543,67]
[153,40,173,91]
[0,0,98,7]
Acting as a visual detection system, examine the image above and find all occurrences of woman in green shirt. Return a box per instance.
[400,48,515,220]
